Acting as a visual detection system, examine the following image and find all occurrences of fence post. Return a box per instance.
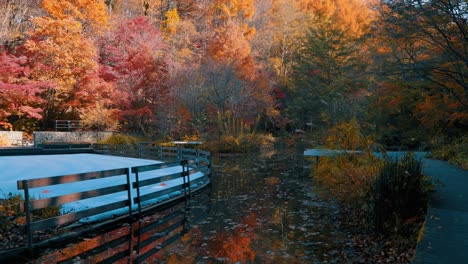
[125,169,133,219]
[195,149,200,169]
[134,169,142,216]
[157,146,162,160]
[177,147,182,161]
[23,180,33,252]
[208,153,212,178]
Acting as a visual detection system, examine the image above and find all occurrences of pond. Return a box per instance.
[30,145,352,263]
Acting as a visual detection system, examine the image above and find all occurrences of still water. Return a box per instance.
[33,146,349,263]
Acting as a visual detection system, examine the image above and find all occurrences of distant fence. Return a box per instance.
[54,120,81,131]
[94,144,212,175]
[15,145,211,253]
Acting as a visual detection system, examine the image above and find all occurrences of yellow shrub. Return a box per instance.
[313,119,382,204]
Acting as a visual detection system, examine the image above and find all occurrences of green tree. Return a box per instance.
[288,0,373,130]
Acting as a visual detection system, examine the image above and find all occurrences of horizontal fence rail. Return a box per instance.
[15,145,211,254]
[17,168,132,249]
[93,144,212,176]
[55,120,81,131]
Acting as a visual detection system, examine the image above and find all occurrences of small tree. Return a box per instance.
[79,102,119,131]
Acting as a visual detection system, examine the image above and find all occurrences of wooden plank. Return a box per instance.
[136,232,183,262]
[30,200,129,231]
[131,161,180,173]
[18,168,129,189]
[197,157,210,163]
[160,152,178,157]
[180,149,197,155]
[189,176,207,186]
[139,219,184,249]
[198,150,210,156]
[303,149,361,157]
[133,172,183,188]
[135,185,183,204]
[138,210,184,234]
[24,184,128,211]
[160,147,179,151]
[135,173,206,204]
[133,169,196,189]
[59,231,130,264]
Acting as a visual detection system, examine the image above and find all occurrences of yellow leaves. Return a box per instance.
[214,0,255,21]
[162,8,180,36]
[208,22,251,63]
[301,0,373,38]
[26,16,98,96]
[41,0,109,31]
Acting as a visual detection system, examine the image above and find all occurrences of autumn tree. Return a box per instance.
[24,17,103,125]
[0,51,49,131]
[288,0,374,130]
[41,0,108,32]
[375,0,467,139]
[0,0,42,47]
[98,16,170,136]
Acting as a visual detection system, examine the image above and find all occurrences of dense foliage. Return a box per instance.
[0,0,465,150]
[313,121,431,238]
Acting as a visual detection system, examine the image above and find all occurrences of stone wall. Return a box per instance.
[0,131,23,146]
[33,131,114,146]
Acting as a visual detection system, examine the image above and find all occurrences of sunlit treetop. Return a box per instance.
[41,0,109,30]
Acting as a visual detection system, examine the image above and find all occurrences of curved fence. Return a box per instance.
[12,145,211,255]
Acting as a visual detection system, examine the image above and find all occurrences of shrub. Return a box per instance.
[203,111,263,153]
[368,154,431,234]
[1,193,61,230]
[312,120,432,235]
[430,136,468,169]
[98,133,141,145]
[0,193,23,229]
[313,119,381,206]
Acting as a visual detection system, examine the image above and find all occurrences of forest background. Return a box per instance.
[0,0,466,160]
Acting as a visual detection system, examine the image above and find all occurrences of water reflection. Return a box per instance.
[32,190,211,263]
[32,146,350,263]
[157,146,348,263]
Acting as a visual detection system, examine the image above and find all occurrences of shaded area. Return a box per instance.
[413,159,468,263]
[156,146,351,263]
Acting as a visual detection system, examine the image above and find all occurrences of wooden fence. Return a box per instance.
[15,145,211,253]
[32,190,210,263]
[94,144,212,175]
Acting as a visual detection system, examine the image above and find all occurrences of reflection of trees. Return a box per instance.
[34,190,211,263]
[210,212,259,263]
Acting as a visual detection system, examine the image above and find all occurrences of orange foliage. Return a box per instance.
[208,21,251,64]
[299,0,373,38]
[41,0,109,31]
[25,17,98,99]
[314,120,381,204]
[211,212,258,263]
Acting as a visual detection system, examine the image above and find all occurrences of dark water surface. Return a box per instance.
[33,145,349,263]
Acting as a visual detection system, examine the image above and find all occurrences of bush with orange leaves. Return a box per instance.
[313,119,382,207]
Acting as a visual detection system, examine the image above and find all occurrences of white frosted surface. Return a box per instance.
[0,153,207,222]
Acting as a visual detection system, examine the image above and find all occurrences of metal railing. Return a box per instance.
[55,120,81,131]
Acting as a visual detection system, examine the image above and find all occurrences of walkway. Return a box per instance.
[412,158,468,263]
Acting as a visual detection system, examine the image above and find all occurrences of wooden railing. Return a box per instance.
[17,168,133,249]
[54,120,81,131]
[15,145,211,253]
[32,190,210,263]
[93,144,212,176]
